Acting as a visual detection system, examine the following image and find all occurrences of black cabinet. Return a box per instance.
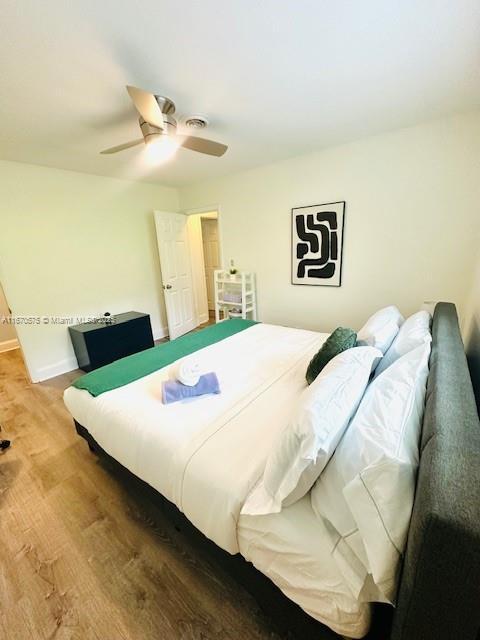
[69,312,154,372]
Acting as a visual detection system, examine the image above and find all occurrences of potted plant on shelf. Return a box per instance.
[229,259,238,281]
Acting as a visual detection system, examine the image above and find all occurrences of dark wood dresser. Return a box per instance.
[69,311,154,372]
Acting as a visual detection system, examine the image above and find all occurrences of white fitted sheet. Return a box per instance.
[64,323,326,553]
[238,495,372,639]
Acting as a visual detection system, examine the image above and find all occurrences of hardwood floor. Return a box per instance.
[155,317,216,346]
[0,348,282,640]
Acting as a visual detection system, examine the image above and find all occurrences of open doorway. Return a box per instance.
[201,214,221,320]
[186,209,222,327]
[0,279,31,416]
[0,281,19,354]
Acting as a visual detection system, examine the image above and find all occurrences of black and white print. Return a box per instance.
[291,201,345,287]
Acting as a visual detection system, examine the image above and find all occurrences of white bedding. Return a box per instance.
[238,495,371,639]
[64,323,327,553]
[64,321,374,636]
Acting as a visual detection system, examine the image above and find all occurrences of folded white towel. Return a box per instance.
[172,358,201,387]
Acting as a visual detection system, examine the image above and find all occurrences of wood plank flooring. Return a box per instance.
[0,348,283,640]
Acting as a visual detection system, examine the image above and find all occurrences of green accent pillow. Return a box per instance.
[306,327,357,385]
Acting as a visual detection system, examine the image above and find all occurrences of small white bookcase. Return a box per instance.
[214,270,257,322]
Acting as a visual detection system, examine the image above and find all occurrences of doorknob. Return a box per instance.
[163,284,172,290]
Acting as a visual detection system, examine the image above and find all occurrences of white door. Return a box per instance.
[154,211,197,340]
[201,218,221,310]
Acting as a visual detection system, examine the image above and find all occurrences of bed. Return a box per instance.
[64,303,480,640]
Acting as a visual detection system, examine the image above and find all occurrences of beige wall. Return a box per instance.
[2,112,480,382]
[180,112,480,333]
[0,160,178,381]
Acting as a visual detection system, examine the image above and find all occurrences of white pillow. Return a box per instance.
[311,340,431,604]
[357,305,404,354]
[241,346,382,517]
[374,310,431,377]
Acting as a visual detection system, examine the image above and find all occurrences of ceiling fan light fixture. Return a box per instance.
[145,134,179,164]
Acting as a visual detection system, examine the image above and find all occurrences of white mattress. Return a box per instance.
[238,495,372,639]
[64,323,326,553]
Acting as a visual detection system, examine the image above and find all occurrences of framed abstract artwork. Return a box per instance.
[291,201,345,287]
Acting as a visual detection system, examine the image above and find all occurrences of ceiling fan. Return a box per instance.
[100,86,228,158]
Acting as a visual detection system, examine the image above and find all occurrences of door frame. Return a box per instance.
[184,204,223,325]
[184,204,224,269]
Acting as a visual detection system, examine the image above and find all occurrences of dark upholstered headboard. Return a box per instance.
[391,302,480,640]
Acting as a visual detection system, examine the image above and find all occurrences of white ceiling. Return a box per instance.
[1,0,480,187]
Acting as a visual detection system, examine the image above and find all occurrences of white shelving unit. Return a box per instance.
[214,270,257,323]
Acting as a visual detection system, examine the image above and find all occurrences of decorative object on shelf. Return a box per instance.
[103,312,113,325]
[222,291,242,303]
[291,201,345,287]
[229,259,238,280]
[214,270,257,323]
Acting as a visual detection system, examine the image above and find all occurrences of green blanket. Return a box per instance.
[72,318,257,397]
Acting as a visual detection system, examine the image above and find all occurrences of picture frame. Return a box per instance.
[291,201,345,287]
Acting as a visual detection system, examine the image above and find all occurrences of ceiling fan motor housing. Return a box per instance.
[139,115,176,142]
[154,95,176,115]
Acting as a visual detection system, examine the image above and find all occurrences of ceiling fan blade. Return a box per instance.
[176,135,228,157]
[126,85,165,129]
[100,138,144,154]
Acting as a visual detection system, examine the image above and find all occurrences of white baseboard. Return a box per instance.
[30,326,170,383]
[154,326,169,341]
[30,356,79,383]
[198,313,209,325]
[0,338,19,353]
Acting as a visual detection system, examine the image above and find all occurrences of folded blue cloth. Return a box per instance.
[162,372,221,404]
